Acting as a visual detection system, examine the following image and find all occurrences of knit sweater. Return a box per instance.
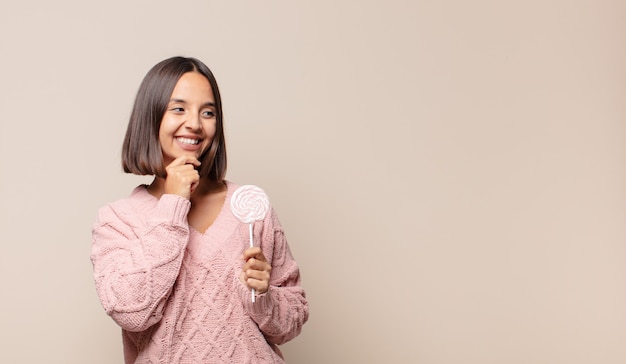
[91,181,308,363]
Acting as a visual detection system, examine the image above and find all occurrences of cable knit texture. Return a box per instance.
[91,181,308,363]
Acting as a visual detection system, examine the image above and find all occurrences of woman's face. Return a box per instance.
[159,71,217,166]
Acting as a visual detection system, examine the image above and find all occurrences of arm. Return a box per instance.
[91,194,191,332]
[239,210,309,345]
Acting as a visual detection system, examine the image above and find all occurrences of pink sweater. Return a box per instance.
[91,181,308,363]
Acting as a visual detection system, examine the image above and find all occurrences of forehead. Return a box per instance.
[170,72,214,101]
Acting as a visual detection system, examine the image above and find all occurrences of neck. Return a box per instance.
[193,179,227,196]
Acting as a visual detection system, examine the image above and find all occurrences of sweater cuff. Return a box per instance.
[155,194,191,227]
[238,283,274,317]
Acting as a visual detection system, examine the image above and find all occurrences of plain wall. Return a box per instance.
[1,1,625,363]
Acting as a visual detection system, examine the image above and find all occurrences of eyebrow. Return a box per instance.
[169,98,215,107]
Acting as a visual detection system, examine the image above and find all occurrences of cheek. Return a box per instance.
[202,125,218,153]
[158,117,174,139]
[203,121,218,139]
[203,135,215,151]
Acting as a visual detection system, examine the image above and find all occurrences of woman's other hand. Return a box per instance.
[241,247,272,295]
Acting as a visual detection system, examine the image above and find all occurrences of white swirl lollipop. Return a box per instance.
[230,185,270,302]
[231,185,270,224]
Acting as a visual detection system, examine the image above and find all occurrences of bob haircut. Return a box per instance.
[122,56,226,181]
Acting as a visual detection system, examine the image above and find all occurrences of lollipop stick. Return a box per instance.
[249,223,255,303]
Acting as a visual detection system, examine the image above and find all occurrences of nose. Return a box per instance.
[184,112,201,130]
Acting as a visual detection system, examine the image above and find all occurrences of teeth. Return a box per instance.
[177,137,200,145]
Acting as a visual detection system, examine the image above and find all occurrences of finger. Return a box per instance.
[167,165,199,179]
[168,155,201,168]
[190,179,200,194]
[242,247,266,262]
[164,167,199,184]
[178,168,200,181]
[242,258,272,273]
[166,170,199,187]
[240,270,268,285]
[241,272,270,293]
[163,167,200,198]
[244,268,271,282]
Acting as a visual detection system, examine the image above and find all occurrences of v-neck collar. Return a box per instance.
[135,180,239,237]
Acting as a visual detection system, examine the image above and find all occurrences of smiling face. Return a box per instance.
[159,71,217,166]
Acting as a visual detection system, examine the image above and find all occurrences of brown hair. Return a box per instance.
[121,56,226,181]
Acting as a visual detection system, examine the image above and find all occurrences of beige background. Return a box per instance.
[1,1,625,363]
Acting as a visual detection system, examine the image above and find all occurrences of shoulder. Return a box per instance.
[95,185,154,225]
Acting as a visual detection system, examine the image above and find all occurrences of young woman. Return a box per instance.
[91,56,308,363]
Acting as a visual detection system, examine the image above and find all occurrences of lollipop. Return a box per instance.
[230,185,270,302]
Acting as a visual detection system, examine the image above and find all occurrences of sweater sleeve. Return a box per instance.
[238,209,309,345]
[91,194,191,332]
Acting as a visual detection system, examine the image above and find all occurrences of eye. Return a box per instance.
[170,107,185,113]
[202,110,216,118]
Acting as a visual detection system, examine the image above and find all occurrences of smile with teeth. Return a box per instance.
[176,137,201,145]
